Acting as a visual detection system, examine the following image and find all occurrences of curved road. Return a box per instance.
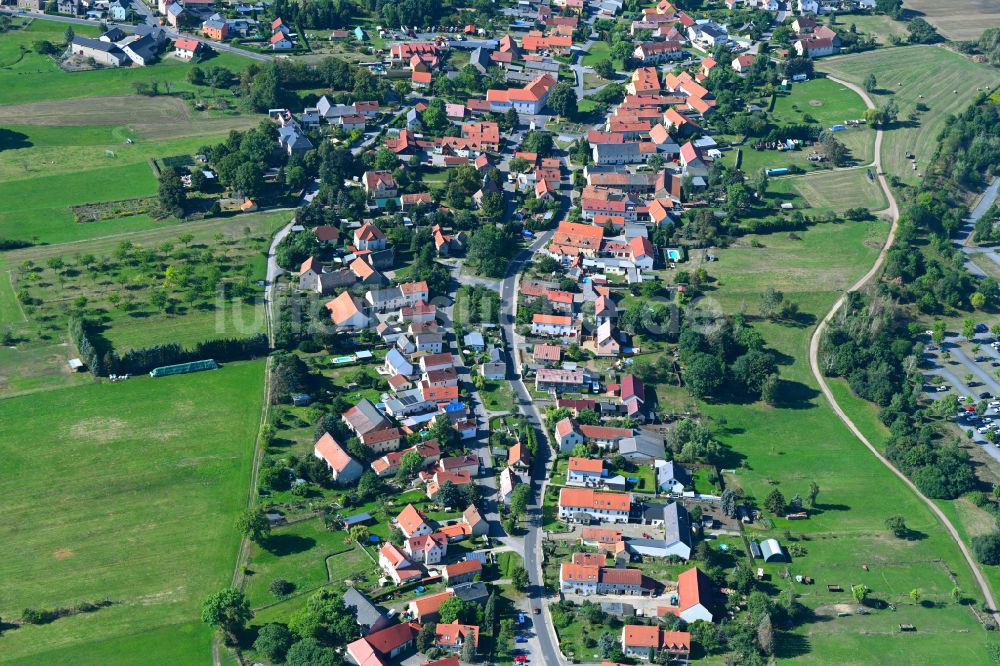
[808,76,999,621]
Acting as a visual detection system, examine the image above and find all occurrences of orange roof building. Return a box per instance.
[558,488,630,523]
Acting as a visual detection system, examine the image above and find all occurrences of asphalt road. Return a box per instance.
[953,177,1000,279]
[497,229,565,666]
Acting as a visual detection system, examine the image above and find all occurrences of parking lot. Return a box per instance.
[922,330,1000,463]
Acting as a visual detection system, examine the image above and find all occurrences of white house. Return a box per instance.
[655,460,687,494]
[566,457,605,486]
[384,348,414,378]
[531,314,576,336]
[555,418,585,451]
[405,533,448,565]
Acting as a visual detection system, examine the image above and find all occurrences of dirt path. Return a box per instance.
[808,75,998,622]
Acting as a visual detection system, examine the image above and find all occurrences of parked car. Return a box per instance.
[936,385,949,392]
[981,392,993,399]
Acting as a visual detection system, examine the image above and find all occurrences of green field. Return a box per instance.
[834,13,908,44]
[243,518,373,609]
[706,219,888,300]
[0,361,265,664]
[680,215,1000,662]
[771,168,888,214]
[0,211,284,393]
[731,79,874,177]
[0,20,252,105]
[819,46,998,186]
[0,18,259,246]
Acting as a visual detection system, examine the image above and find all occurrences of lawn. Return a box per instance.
[0,360,265,664]
[481,379,515,412]
[582,41,621,69]
[819,46,998,186]
[683,216,996,661]
[244,519,375,609]
[771,78,874,163]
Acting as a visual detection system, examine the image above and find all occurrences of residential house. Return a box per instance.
[462,122,500,153]
[558,488,631,524]
[378,543,422,583]
[633,41,684,64]
[313,433,364,484]
[363,171,398,202]
[655,460,687,493]
[278,124,314,156]
[686,21,728,46]
[555,417,585,451]
[406,533,448,565]
[108,0,130,20]
[486,74,556,114]
[443,558,483,584]
[359,424,402,453]
[481,346,506,381]
[353,222,387,251]
[347,622,421,665]
[343,586,391,635]
[325,292,371,330]
[732,54,756,73]
[173,37,201,59]
[594,320,621,357]
[621,626,691,662]
[463,505,488,536]
[439,455,479,478]
[560,564,653,595]
[508,442,530,471]
[408,590,454,623]
[532,314,576,337]
[396,503,433,539]
[535,368,585,394]
[499,466,519,504]
[434,623,479,654]
[201,17,229,41]
[567,457,605,486]
[270,32,293,49]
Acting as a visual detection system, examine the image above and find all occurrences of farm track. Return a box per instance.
[809,76,1000,624]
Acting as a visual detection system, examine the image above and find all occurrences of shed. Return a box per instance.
[344,512,374,527]
[749,541,762,559]
[760,538,785,562]
[68,358,85,372]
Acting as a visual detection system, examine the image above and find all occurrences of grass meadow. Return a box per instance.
[0,18,259,246]
[0,19,252,105]
[819,46,998,186]
[667,218,1000,662]
[0,360,265,664]
[770,168,888,214]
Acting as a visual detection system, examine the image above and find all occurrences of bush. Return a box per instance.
[974,532,1000,565]
[269,578,295,597]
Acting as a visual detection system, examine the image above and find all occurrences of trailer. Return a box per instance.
[765,167,789,176]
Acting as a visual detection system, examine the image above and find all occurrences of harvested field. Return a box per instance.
[0,95,257,140]
[903,0,1000,41]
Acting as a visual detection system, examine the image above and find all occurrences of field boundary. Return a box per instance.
[809,75,1000,624]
